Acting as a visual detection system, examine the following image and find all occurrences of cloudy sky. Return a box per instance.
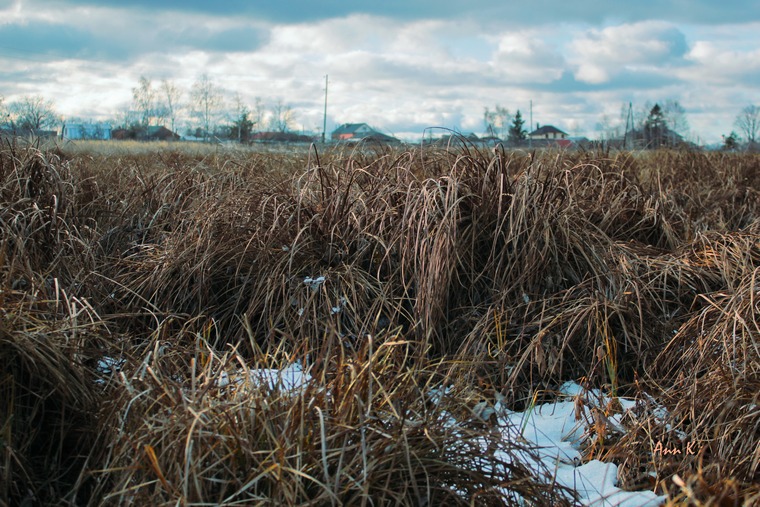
[1,0,758,143]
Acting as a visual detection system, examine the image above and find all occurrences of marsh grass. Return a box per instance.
[1,139,759,505]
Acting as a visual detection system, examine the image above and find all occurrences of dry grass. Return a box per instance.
[1,137,759,505]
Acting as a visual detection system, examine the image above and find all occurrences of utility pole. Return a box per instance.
[529,99,533,148]
[322,74,328,143]
[530,99,533,133]
[623,101,633,149]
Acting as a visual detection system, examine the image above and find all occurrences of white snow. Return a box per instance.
[303,276,326,291]
[487,382,666,506]
[95,356,125,384]
[217,362,310,392]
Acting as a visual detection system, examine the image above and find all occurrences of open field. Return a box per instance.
[1,138,759,505]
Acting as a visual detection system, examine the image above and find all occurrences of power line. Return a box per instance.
[322,74,328,143]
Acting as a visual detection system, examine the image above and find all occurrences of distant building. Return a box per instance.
[425,132,494,147]
[331,123,400,143]
[331,123,374,141]
[62,122,112,140]
[111,125,179,141]
[144,126,179,141]
[528,124,568,140]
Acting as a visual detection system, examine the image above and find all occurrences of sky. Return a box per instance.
[0,0,758,143]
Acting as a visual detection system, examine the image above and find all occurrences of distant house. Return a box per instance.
[144,126,179,141]
[616,127,690,150]
[111,125,179,141]
[331,123,374,141]
[479,135,503,146]
[110,128,133,140]
[331,123,400,143]
[63,122,112,140]
[425,132,492,147]
[528,124,568,140]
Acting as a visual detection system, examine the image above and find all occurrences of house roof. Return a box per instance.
[331,123,372,135]
[147,126,172,135]
[362,132,400,143]
[331,123,400,143]
[529,125,567,136]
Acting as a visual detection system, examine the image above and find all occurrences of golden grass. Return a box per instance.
[1,138,759,505]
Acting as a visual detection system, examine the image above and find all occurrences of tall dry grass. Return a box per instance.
[1,138,759,505]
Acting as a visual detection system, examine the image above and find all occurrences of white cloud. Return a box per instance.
[681,41,760,84]
[2,2,759,144]
[491,32,566,83]
[569,21,688,84]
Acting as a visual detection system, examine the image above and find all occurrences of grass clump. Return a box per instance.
[1,138,759,505]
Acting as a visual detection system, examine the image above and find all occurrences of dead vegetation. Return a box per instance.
[1,138,759,505]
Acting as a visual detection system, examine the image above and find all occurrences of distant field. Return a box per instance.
[2,138,758,505]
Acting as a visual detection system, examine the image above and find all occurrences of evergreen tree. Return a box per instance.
[722,131,739,151]
[231,109,254,143]
[508,110,526,144]
[645,103,666,147]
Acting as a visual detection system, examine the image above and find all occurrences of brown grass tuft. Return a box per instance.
[2,140,760,504]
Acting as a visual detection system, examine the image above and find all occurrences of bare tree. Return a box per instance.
[160,79,182,134]
[8,95,58,130]
[596,111,622,141]
[632,101,651,131]
[269,99,294,133]
[0,95,8,127]
[117,106,138,130]
[191,73,223,141]
[483,104,511,138]
[132,76,155,127]
[251,97,264,131]
[735,104,759,144]
[662,99,689,142]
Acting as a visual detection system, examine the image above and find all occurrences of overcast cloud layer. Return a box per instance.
[1,0,758,143]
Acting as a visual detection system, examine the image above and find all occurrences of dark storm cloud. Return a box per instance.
[50,0,760,25]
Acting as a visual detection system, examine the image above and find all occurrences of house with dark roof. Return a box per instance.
[528,124,568,140]
[331,123,399,143]
[111,125,179,141]
[144,126,179,141]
